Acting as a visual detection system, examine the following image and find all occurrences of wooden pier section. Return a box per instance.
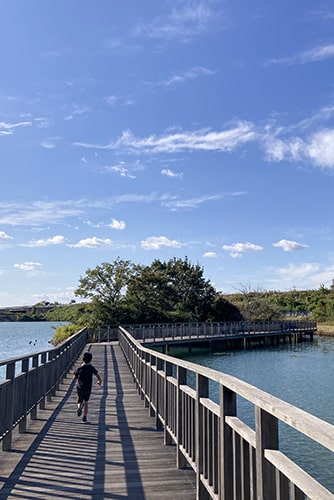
[0,342,196,499]
[1,322,334,499]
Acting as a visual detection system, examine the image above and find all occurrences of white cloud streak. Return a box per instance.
[0,231,13,241]
[273,239,309,252]
[141,235,183,250]
[109,218,126,230]
[132,1,221,42]
[74,122,256,154]
[14,261,42,272]
[266,43,334,66]
[69,237,113,248]
[162,66,215,87]
[161,169,183,178]
[222,242,264,258]
[23,235,67,247]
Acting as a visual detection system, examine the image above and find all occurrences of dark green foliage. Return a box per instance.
[211,295,244,322]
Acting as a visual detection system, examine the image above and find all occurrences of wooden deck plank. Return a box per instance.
[0,343,196,499]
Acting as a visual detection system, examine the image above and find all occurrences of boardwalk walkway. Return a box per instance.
[0,343,196,499]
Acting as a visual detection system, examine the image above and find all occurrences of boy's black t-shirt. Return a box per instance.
[75,363,98,391]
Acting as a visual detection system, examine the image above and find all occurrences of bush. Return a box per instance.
[51,324,81,345]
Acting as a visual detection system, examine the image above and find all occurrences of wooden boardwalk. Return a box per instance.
[0,343,196,499]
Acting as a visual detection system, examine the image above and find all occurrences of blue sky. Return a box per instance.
[1,0,334,307]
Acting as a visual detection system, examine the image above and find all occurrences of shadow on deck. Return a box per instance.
[0,343,196,499]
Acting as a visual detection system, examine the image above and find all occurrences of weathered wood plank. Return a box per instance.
[0,343,196,499]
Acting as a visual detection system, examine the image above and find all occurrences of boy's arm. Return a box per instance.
[96,373,102,385]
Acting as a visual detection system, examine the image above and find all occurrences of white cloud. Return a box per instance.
[74,122,257,154]
[263,127,334,169]
[203,251,218,258]
[266,43,334,66]
[109,218,126,230]
[105,95,118,106]
[306,129,334,168]
[132,2,222,42]
[141,235,183,250]
[23,235,67,247]
[162,66,215,87]
[162,192,244,210]
[0,231,13,241]
[105,164,136,179]
[41,140,56,149]
[161,168,183,178]
[14,261,42,272]
[275,262,320,280]
[0,200,85,226]
[222,242,264,258]
[0,121,32,130]
[273,239,308,252]
[69,237,114,248]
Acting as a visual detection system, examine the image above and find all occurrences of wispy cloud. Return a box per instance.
[104,164,136,179]
[222,242,264,258]
[266,43,334,65]
[0,201,85,226]
[273,239,309,252]
[263,127,334,168]
[161,168,183,178]
[23,235,67,247]
[162,192,244,210]
[132,1,222,42]
[161,66,215,87]
[14,261,42,272]
[0,121,32,135]
[109,218,126,230]
[141,235,184,250]
[74,122,256,154]
[0,231,13,241]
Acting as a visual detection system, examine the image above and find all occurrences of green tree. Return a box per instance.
[126,257,217,323]
[75,257,134,324]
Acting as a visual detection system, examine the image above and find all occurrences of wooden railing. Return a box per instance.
[124,320,317,343]
[0,327,88,451]
[119,326,334,500]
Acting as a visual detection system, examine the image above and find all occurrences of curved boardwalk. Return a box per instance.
[0,343,196,499]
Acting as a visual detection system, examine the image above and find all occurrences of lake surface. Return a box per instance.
[0,321,67,362]
[176,335,334,493]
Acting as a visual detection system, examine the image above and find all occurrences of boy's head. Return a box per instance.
[83,352,92,363]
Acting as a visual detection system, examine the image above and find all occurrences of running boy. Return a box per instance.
[74,351,102,422]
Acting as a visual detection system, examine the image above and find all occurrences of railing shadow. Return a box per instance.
[107,344,146,499]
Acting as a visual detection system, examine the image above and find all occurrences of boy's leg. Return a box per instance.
[77,391,84,416]
[82,391,91,422]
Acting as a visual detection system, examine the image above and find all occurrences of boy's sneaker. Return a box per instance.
[77,403,83,417]
[82,415,87,422]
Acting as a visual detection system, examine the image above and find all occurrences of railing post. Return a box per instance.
[164,360,173,445]
[219,385,236,500]
[176,366,187,468]
[256,407,278,500]
[196,374,209,499]
[19,358,29,433]
[39,352,47,410]
[30,354,39,420]
[2,361,15,451]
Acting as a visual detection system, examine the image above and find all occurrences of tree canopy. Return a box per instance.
[74,256,227,325]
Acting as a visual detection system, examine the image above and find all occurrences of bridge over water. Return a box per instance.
[0,321,333,499]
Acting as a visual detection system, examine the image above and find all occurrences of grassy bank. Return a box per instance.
[317,323,334,337]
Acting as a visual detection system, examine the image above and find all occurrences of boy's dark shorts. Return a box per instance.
[77,388,92,402]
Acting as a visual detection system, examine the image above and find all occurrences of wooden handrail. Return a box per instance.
[118,325,334,500]
[0,327,88,451]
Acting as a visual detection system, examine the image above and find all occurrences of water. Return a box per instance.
[0,321,67,367]
[176,335,334,493]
